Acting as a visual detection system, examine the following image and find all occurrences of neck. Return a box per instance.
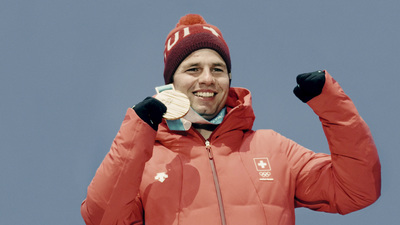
[192,123,218,140]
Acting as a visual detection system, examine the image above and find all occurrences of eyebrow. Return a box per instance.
[212,63,227,68]
[185,63,200,67]
[183,62,227,68]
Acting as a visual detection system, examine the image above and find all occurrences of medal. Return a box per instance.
[155,89,190,120]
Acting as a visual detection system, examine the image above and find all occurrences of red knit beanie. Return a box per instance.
[163,14,231,84]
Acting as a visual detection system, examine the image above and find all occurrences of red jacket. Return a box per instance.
[81,71,381,225]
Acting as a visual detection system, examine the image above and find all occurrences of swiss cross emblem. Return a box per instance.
[253,157,274,181]
[253,158,271,171]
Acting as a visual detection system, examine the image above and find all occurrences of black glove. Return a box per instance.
[293,70,326,103]
[133,97,167,131]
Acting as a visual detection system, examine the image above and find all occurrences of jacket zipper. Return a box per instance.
[205,140,227,225]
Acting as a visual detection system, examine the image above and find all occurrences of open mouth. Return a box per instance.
[193,91,216,98]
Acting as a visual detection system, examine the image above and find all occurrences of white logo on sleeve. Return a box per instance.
[253,157,274,181]
[154,172,169,183]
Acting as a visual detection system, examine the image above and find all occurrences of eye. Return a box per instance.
[186,67,199,72]
[212,67,226,73]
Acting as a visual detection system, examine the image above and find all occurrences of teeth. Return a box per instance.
[194,92,215,97]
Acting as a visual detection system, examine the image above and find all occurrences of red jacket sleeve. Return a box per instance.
[294,71,381,214]
[81,108,155,225]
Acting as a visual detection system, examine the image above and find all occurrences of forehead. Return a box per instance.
[179,49,226,66]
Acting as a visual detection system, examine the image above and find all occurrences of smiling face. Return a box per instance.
[172,49,230,120]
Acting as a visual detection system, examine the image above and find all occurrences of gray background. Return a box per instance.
[1,0,398,224]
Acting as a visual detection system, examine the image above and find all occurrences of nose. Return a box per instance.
[198,68,215,85]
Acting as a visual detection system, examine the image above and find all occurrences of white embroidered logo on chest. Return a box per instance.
[253,157,274,181]
[154,172,169,183]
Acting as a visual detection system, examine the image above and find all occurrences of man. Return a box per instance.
[81,14,381,225]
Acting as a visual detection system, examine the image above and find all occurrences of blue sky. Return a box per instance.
[1,0,399,224]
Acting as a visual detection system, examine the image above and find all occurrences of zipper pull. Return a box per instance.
[205,140,213,159]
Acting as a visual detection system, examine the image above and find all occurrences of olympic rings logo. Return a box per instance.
[259,171,271,177]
